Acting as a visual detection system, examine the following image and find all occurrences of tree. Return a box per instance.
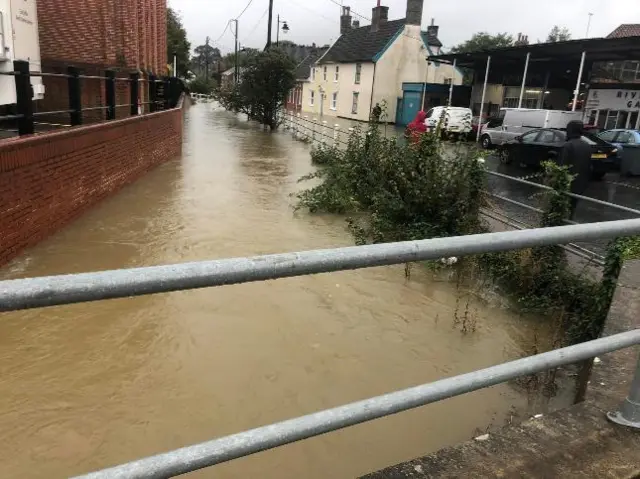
[189,77,217,95]
[191,38,222,80]
[226,49,296,130]
[450,32,514,53]
[167,8,191,78]
[547,26,571,42]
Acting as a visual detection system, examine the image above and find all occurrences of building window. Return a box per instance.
[335,66,339,82]
[352,92,359,114]
[310,90,315,106]
[355,63,362,84]
[323,66,327,81]
[312,68,315,81]
[331,92,338,110]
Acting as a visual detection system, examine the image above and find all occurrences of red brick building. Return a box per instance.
[35,0,168,120]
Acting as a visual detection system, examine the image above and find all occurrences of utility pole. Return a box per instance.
[266,0,274,49]
[276,14,280,46]
[205,36,210,80]
[233,19,239,84]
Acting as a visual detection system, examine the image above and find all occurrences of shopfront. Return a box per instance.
[585,86,640,130]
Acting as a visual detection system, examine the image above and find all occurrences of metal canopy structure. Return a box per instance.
[430,36,640,71]
[429,36,640,135]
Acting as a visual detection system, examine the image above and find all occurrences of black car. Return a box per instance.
[498,128,619,180]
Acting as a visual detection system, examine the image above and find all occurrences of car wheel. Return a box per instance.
[481,135,492,149]
[499,147,512,164]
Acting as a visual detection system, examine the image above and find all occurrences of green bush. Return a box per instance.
[297,122,634,346]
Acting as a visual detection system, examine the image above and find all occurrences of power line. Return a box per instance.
[285,0,336,25]
[241,6,269,43]
[236,0,255,20]
[211,21,231,46]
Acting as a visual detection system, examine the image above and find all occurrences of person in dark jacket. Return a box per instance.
[560,120,592,220]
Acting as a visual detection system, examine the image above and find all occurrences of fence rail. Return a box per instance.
[2,219,640,312]
[2,214,640,476]
[73,329,640,479]
[0,61,185,136]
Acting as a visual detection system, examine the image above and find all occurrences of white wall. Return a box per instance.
[372,25,463,121]
[301,62,375,122]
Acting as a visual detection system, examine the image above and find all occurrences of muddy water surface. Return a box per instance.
[1,104,555,478]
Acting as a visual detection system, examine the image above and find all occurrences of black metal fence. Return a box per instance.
[0,60,186,136]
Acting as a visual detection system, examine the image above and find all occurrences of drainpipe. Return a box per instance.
[369,62,377,120]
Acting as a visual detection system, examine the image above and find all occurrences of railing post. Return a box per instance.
[163,77,171,110]
[607,352,640,429]
[149,74,157,113]
[13,60,34,135]
[129,71,140,116]
[67,66,82,126]
[105,69,116,120]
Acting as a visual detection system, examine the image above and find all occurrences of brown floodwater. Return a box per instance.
[1,104,557,478]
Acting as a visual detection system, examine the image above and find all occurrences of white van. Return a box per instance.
[485,109,583,146]
[424,106,473,139]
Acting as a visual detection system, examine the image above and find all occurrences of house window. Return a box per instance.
[331,92,338,110]
[355,63,362,84]
[310,90,315,106]
[323,66,327,81]
[352,92,359,114]
[312,68,315,81]
[335,66,339,82]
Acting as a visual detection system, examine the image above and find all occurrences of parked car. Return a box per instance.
[482,109,584,149]
[424,106,473,140]
[498,128,619,180]
[479,117,504,149]
[471,115,489,140]
[598,129,640,176]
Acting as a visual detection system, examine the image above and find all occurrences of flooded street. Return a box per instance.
[1,104,557,478]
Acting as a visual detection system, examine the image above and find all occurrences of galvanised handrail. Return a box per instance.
[73,330,640,479]
[3,220,640,477]
[2,219,640,312]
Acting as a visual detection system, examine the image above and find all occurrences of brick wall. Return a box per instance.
[37,0,167,74]
[0,104,184,267]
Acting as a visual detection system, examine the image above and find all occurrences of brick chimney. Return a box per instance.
[340,6,352,35]
[426,18,439,39]
[406,0,424,26]
[353,19,360,29]
[371,1,389,33]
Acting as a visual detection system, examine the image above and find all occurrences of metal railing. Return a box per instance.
[2,220,640,477]
[0,60,186,136]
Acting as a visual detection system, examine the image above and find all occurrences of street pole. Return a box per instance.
[173,54,177,78]
[266,0,274,49]
[276,14,280,46]
[233,20,239,84]
[586,13,594,38]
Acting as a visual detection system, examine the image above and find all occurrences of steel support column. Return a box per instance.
[572,51,586,112]
[476,55,491,142]
[517,52,530,109]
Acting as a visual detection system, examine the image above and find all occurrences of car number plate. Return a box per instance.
[591,153,607,159]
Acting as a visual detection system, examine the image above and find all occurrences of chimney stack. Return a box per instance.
[426,18,439,39]
[352,19,360,28]
[340,6,352,35]
[406,0,424,26]
[371,3,389,33]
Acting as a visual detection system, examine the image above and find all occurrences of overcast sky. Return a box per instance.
[168,0,639,54]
